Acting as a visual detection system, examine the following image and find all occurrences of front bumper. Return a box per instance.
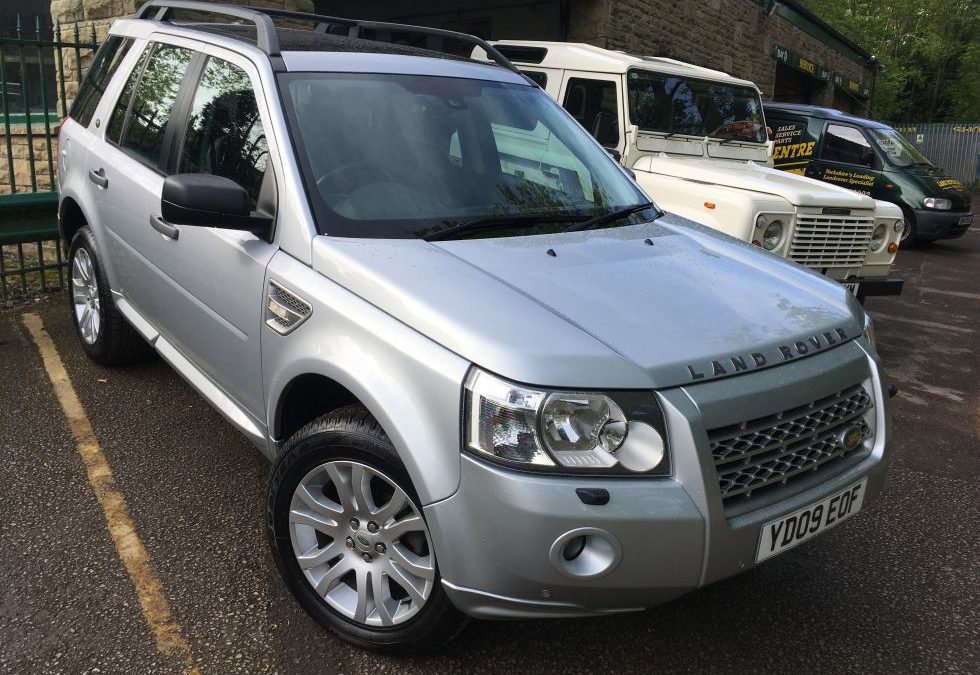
[425,342,890,619]
[913,209,973,240]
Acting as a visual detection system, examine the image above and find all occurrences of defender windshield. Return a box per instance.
[867,128,932,168]
[626,69,766,143]
[280,73,648,239]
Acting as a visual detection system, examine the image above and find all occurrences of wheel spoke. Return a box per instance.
[313,555,353,597]
[372,571,395,626]
[384,513,422,540]
[350,463,376,514]
[294,482,343,517]
[324,463,357,513]
[385,558,426,605]
[353,567,370,623]
[296,540,342,570]
[375,492,407,525]
[390,543,434,580]
[289,508,342,536]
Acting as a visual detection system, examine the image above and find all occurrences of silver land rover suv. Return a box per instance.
[59,0,891,653]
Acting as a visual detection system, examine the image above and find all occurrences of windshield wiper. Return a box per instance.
[423,213,586,242]
[563,203,659,233]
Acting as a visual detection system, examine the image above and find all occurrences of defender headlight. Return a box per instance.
[762,220,784,250]
[464,369,669,474]
[862,313,876,349]
[869,224,887,251]
[923,197,952,210]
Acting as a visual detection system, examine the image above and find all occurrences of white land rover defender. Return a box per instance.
[481,42,904,301]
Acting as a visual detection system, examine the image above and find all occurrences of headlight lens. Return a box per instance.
[923,197,952,210]
[862,314,876,349]
[869,224,887,251]
[464,369,669,474]
[762,220,783,250]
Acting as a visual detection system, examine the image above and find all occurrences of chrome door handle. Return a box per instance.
[88,168,108,188]
[150,214,179,240]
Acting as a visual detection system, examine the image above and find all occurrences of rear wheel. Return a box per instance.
[67,226,149,365]
[267,406,466,653]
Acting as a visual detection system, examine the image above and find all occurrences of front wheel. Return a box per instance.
[900,209,921,246]
[266,406,466,653]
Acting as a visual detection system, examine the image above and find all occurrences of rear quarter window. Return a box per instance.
[69,36,134,128]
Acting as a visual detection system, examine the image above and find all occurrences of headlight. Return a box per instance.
[869,224,887,251]
[464,369,669,474]
[862,313,876,349]
[923,197,952,210]
[762,220,783,250]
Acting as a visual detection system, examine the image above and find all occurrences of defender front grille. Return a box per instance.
[708,385,873,510]
[790,214,875,267]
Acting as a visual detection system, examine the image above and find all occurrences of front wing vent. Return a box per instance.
[266,280,312,335]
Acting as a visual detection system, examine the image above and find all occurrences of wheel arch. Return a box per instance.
[59,195,88,254]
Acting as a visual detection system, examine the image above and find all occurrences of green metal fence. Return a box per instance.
[1,16,98,302]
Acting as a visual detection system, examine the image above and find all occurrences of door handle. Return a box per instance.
[88,168,108,188]
[150,214,179,240]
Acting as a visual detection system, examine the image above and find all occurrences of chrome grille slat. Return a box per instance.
[708,385,873,509]
[790,214,875,268]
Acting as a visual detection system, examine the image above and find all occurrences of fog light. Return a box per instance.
[549,528,622,579]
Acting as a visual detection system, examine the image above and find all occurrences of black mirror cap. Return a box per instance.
[162,173,271,232]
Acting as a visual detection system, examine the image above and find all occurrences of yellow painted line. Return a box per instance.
[22,313,200,675]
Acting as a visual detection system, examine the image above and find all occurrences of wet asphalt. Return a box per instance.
[0,220,977,674]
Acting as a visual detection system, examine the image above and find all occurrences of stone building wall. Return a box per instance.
[0,122,57,194]
[567,0,873,110]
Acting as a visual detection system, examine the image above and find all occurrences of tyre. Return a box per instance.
[267,405,466,653]
[899,209,928,247]
[67,226,149,365]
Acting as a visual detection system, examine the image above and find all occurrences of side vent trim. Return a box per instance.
[266,280,312,335]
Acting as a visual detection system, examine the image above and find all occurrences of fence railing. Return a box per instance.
[1,16,98,301]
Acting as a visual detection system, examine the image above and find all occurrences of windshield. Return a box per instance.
[280,73,648,239]
[626,69,766,143]
[867,128,932,168]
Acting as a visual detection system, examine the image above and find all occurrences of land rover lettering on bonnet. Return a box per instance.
[57,0,894,652]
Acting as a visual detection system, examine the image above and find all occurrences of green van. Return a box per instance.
[764,103,973,245]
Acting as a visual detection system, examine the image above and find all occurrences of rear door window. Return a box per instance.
[177,57,268,206]
[69,36,134,128]
[116,43,195,166]
[820,123,876,168]
[562,77,620,147]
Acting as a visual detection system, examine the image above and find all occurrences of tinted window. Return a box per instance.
[282,73,646,238]
[821,124,875,167]
[118,44,194,166]
[521,70,548,88]
[178,57,268,206]
[562,78,619,146]
[69,36,134,127]
[627,70,766,143]
[106,45,151,144]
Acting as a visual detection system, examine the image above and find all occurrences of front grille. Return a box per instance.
[790,214,875,267]
[708,385,873,510]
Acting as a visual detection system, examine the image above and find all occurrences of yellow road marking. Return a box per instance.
[22,313,200,675]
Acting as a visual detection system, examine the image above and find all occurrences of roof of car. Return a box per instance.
[762,102,891,129]
[485,40,761,91]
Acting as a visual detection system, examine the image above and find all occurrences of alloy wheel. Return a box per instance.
[71,248,102,345]
[288,460,435,627]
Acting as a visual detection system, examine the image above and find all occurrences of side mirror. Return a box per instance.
[161,174,271,233]
[591,110,619,147]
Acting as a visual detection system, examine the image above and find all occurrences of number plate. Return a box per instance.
[959,215,973,226]
[843,282,859,296]
[756,479,867,562]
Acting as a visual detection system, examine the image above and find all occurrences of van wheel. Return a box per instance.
[900,210,920,246]
[267,405,467,653]
[67,226,149,365]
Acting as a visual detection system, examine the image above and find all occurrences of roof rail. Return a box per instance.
[133,0,522,75]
